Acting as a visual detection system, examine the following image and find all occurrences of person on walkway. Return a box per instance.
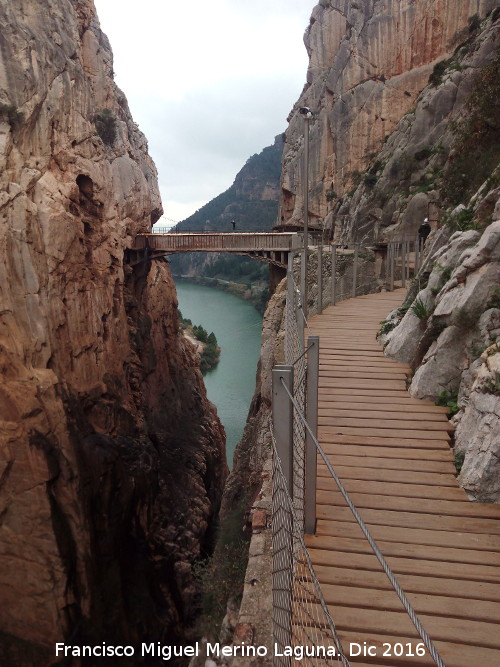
[418,217,431,246]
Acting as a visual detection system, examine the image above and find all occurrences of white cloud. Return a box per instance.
[94,0,316,223]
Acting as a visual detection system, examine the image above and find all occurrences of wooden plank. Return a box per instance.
[315,518,500,552]
[319,399,449,413]
[319,369,408,380]
[317,455,456,474]
[318,433,451,449]
[319,443,453,462]
[308,546,500,584]
[317,488,500,519]
[316,477,468,501]
[291,625,431,666]
[318,426,449,440]
[303,286,500,660]
[318,388,428,399]
[304,533,500,567]
[316,464,458,486]
[316,505,500,535]
[319,408,449,422]
[336,630,500,667]
[300,601,500,649]
[305,582,500,623]
[318,416,453,433]
[311,563,500,601]
[319,380,407,390]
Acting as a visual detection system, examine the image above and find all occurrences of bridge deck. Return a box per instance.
[134,231,304,252]
[304,289,500,666]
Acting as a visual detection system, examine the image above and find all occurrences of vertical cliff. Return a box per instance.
[0,0,226,662]
[281,0,498,232]
[278,0,499,502]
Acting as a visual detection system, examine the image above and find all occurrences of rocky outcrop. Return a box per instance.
[0,0,226,662]
[280,0,498,235]
[383,220,500,501]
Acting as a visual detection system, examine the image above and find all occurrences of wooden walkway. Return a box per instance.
[304,289,500,667]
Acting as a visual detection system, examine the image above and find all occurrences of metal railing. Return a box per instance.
[135,231,304,253]
[306,237,425,318]
[271,238,445,667]
[273,366,446,667]
[271,422,349,667]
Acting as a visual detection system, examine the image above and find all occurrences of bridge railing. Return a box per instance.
[134,231,305,253]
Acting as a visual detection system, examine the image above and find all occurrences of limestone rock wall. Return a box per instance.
[383,218,500,502]
[0,0,226,662]
[280,0,498,230]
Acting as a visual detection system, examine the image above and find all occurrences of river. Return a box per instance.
[175,280,263,468]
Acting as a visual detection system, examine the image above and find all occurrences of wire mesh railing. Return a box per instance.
[275,372,446,667]
[306,237,425,318]
[284,269,307,535]
[271,237,446,666]
[271,423,350,667]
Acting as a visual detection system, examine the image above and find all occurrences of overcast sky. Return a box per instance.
[93,0,316,226]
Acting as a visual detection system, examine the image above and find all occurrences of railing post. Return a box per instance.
[272,366,294,495]
[317,244,323,314]
[402,238,407,288]
[389,242,395,292]
[352,244,359,298]
[305,336,319,534]
[331,244,337,305]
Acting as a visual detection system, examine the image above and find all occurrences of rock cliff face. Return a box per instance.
[281,0,498,232]
[0,0,226,662]
[276,1,500,502]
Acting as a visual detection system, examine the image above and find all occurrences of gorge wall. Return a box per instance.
[0,0,226,663]
[278,1,500,503]
[281,0,498,237]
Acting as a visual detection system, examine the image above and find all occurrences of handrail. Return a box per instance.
[277,375,447,667]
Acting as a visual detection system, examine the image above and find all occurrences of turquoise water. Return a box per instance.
[175,281,263,467]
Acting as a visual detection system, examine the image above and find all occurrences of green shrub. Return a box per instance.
[478,375,500,395]
[0,102,24,127]
[436,390,459,416]
[440,53,500,206]
[411,297,431,320]
[414,148,433,161]
[193,503,250,639]
[364,172,378,188]
[468,14,481,33]
[486,287,500,310]
[454,451,465,474]
[428,320,447,341]
[378,319,398,336]
[429,59,449,87]
[326,188,338,201]
[94,108,117,145]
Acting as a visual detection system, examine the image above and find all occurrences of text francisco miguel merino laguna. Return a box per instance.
[55,643,322,660]
[56,641,427,660]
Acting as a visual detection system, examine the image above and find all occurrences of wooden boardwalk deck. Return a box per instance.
[304,289,500,667]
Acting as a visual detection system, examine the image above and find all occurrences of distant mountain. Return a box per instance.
[172,134,284,234]
[169,135,284,307]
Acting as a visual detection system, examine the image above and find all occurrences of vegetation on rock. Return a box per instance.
[179,310,220,373]
[94,108,117,145]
